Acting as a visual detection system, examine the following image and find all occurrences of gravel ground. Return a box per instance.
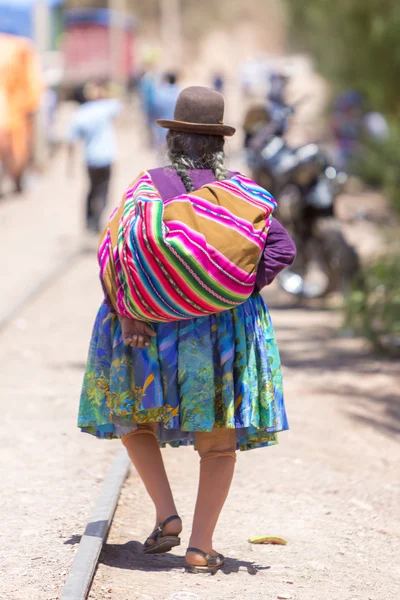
[0,111,154,600]
[0,252,121,600]
[1,103,399,600]
[90,298,400,600]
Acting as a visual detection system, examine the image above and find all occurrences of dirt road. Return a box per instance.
[0,113,154,600]
[90,293,400,600]
[1,107,399,600]
[0,252,120,600]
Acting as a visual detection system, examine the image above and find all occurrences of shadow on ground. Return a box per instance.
[278,321,395,374]
[317,383,400,438]
[64,534,82,545]
[269,300,400,439]
[99,541,269,575]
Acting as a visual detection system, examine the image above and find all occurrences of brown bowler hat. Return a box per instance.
[156,86,236,137]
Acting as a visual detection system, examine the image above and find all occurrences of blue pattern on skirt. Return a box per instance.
[78,293,288,451]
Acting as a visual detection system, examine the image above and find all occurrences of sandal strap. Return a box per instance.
[208,553,224,567]
[159,514,181,530]
[187,547,210,560]
[145,515,181,544]
[186,547,225,567]
[145,529,161,543]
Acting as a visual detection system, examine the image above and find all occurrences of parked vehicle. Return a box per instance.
[245,96,360,299]
[62,8,135,90]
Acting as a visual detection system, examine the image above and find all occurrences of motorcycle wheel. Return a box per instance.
[277,217,360,299]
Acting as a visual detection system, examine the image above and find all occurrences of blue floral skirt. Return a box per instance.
[78,293,288,451]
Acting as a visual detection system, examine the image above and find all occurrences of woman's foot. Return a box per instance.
[185,547,225,573]
[143,515,182,554]
[146,515,183,545]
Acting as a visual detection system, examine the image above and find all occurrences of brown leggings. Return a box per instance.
[122,424,237,554]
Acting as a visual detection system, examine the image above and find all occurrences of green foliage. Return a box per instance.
[285,0,400,119]
[285,0,400,219]
[351,123,400,214]
[344,253,400,356]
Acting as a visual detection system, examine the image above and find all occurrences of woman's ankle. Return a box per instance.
[186,544,219,566]
[188,537,213,555]
[155,514,182,535]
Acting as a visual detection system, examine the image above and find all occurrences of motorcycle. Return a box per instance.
[245,99,360,299]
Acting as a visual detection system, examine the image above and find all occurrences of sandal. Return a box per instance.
[143,515,181,554]
[185,547,225,574]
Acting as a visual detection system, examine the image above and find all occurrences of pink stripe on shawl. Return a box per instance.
[130,202,228,312]
[164,197,267,249]
[126,216,211,316]
[166,221,258,293]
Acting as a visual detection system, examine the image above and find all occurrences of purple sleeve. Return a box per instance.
[256,218,297,290]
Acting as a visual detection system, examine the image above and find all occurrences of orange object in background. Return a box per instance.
[0,34,43,189]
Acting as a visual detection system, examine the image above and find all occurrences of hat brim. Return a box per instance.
[156,119,236,137]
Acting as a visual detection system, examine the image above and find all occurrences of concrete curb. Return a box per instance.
[60,447,131,600]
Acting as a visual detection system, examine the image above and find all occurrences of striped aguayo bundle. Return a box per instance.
[99,171,276,322]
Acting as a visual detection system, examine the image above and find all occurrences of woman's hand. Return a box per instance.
[120,316,156,348]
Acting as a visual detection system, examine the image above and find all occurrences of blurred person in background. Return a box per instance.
[331,89,389,169]
[262,71,291,136]
[67,80,122,233]
[268,72,289,107]
[331,89,365,169]
[0,34,42,195]
[243,71,290,152]
[43,86,58,153]
[78,86,296,574]
[138,63,158,148]
[152,72,180,148]
[212,73,224,94]
[42,68,61,157]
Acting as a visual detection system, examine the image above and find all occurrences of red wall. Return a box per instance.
[63,24,134,84]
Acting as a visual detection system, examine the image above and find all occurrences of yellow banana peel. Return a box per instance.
[248,536,287,545]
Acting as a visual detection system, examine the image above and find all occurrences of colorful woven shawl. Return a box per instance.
[99,171,276,322]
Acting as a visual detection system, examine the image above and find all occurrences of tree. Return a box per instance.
[285,0,400,118]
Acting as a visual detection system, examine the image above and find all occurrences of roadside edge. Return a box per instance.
[60,447,131,600]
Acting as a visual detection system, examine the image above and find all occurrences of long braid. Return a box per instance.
[212,150,227,181]
[167,131,227,190]
[170,153,195,193]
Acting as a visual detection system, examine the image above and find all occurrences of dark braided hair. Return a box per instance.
[167,130,227,193]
